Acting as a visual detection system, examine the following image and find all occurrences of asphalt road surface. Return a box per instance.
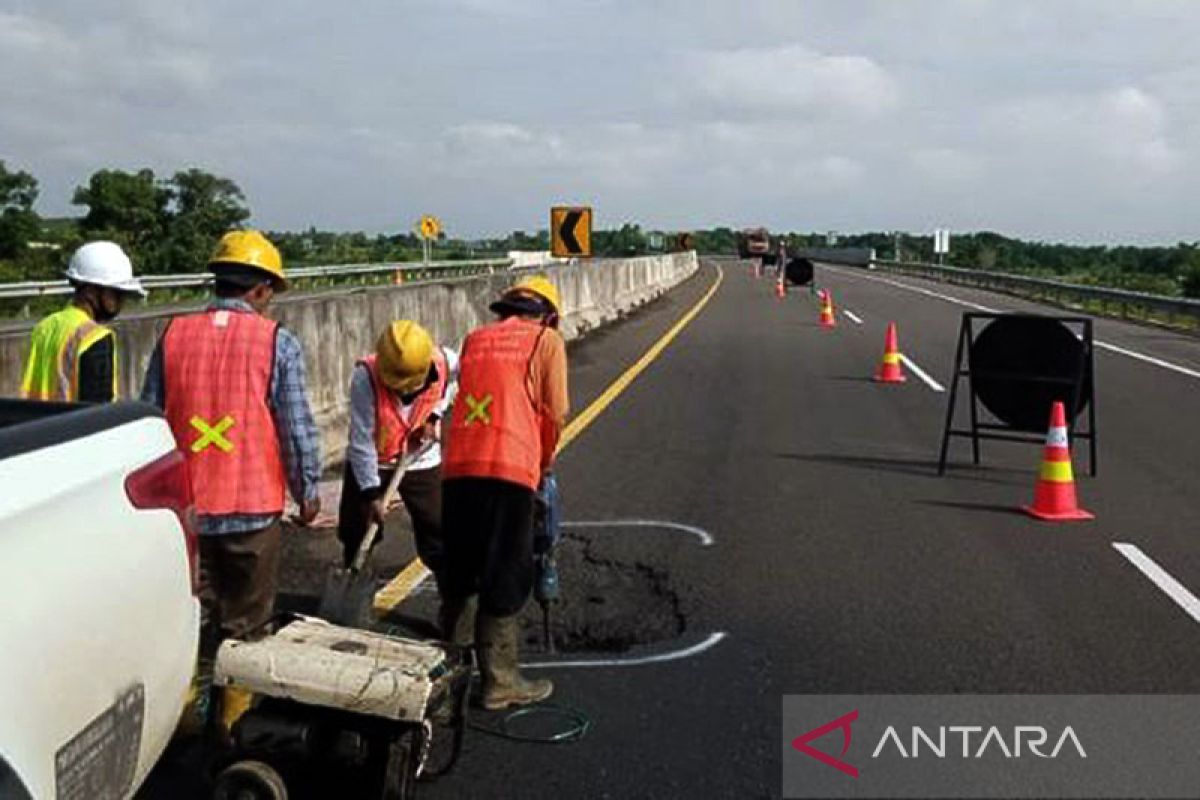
[141,258,1200,798]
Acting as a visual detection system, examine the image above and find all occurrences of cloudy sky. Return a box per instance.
[3,0,1199,242]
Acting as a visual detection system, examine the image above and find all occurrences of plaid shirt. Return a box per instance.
[141,298,322,535]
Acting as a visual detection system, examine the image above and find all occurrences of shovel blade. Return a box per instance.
[317,566,377,628]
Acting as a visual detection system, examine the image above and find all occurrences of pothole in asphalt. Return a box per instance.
[519,532,687,654]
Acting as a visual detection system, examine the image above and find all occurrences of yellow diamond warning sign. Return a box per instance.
[418,215,442,240]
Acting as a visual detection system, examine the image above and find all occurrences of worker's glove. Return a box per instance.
[406,419,439,452]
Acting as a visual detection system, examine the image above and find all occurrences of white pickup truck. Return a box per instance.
[0,399,200,799]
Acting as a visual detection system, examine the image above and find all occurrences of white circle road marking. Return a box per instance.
[522,631,728,670]
[561,519,715,547]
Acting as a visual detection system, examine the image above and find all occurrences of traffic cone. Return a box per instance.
[775,278,786,299]
[1023,401,1094,522]
[819,290,836,328]
[874,323,907,383]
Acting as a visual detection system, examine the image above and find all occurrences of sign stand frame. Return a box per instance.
[937,312,1098,476]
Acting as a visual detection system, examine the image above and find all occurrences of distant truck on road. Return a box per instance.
[737,228,777,266]
[0,400,199,799]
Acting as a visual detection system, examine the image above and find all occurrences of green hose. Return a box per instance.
[470,703,591,744]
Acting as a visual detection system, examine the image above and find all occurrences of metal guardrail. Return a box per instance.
[0,258,514,300]
[869,259,1200,328]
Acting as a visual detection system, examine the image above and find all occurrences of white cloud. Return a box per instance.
[0,11,65,53]
[5,1,1200,242]
[437,0,551,15]
[910,148,986,184]
[682,44,900,118]
[814,156,866,186]
[991,86,1179,176]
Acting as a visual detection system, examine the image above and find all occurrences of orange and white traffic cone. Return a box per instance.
[1023,401,1094,522]
[775,278,786,299]
[818,290,836,328]
[874,322,907,383]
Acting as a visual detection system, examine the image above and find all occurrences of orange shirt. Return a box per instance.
[528,327,569,458]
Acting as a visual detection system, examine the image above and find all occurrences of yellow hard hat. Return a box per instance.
[210,230,287,289]
[375,320,434,394]
[503,275,561,315]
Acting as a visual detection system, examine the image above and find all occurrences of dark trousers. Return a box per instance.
[442,477,536,617]
[338,463,446,590]
[197,521,282,656]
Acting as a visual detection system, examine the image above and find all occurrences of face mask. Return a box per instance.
[93,290,123,322]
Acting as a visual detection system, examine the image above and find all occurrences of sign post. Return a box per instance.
[934,228,950,264]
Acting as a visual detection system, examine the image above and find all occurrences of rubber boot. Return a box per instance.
[476,613,553,711]
[439,594,478,647]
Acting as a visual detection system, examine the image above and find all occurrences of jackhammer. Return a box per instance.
[533,472,562,653]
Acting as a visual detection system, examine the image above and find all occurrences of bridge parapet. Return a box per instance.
[0,252,699,464]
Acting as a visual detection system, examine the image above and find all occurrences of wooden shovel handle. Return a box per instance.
[349,445,423,573]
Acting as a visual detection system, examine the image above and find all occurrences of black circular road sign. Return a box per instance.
[970,315,1093,433]
[785,258,815,286]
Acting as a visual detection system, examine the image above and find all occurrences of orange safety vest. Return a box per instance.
[161,309,286,517]
[443,318,546,491]
[362,347,449,464]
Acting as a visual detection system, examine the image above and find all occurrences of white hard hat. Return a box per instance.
[65,241,146,297]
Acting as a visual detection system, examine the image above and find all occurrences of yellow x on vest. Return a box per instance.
[190,415,235,453]
[463,393,493,426]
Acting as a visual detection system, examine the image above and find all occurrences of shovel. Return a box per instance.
[318,448,420,627]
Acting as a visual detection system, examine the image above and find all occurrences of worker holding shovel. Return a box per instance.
[337,320,459,594]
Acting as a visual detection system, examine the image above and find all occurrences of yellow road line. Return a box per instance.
[372,559,432,614]
[374,263,725,614]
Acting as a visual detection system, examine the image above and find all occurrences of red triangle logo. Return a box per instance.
[791,709,859,778]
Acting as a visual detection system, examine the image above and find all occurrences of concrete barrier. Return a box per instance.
[0,252,698,464]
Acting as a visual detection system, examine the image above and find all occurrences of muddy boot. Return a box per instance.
[438,594,478,647]
[476,613,553,711]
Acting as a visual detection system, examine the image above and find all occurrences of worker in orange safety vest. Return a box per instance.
[440,275,569,711]
[338,320,459,594]
[141,230,322,734]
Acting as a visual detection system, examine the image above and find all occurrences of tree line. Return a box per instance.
[694,228,1200,298]
[0,161,251,282]
[0,161,665,279]
[2,160,1198,297]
